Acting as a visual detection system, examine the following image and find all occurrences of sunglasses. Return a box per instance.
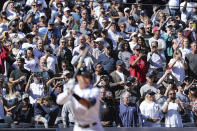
[169,93,176,95]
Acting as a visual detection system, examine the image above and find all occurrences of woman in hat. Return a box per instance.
[140,89,163,127]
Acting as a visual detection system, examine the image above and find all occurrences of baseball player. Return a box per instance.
[56,70,104,131]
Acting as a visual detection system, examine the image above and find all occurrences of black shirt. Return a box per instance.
[99,99,115,126]
[10,68,31,81]
[14,102,33,123]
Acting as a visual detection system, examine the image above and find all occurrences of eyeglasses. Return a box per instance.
[120,26,125,28]
[32,5,37,7]
[146,27,151,29]
[152,46,157,48]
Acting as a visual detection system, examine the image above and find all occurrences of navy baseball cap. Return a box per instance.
[133,45,141,50]
[145,89,156,95]
[93,62,102,69]
[17,57,25,63]
[116,60,124,66]
[104,43,111,48]
[146,71,155,77]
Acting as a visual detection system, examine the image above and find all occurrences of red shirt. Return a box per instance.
[129,55,149,83]
[0,46,9,74]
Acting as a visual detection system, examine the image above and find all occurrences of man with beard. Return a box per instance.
[162,89,184,127]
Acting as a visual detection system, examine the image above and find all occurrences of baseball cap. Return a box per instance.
[26,33,35,38]
[145,89,156,95]
[48,20,54,25]
[116,60,124,66]
[156,84,165,89]
[1,11,6,15]
[12,38,20,43]
[40,13,46,18]
[94,38,104,42]
[64,7,70,12]
[93,29,100,34]
[133,45,141,50]
[138,23,144,29]
[93,62,102,69]
[140,10,146,15]
[125,76,135,85]
[127,76,135,82]
[130,32,138,38]
[22,93,29,100]
[124,7,130,12]
[77,68,92,79]
[10,21,17,27]
[166,23,172,28]
[37,1,42,5]
[128,15,134,20]
[104,43,111,48]
[146,71,155,77]
[152,26,160,33]
[44,45,52,53]
[100,75,109,81]
[63,70,70,76]
[193,3,197,8]
[17,57,25,63]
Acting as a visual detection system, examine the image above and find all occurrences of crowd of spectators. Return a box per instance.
[0,0,196,128]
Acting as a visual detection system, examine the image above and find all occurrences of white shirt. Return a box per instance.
[140,101,162,127]
[29,83,44,104]
[33,48,44,59]
[41,55,58,74]
[26,0,47,9]
[162,102,183,127]
[72,44,92,55]
[168,0,180,9]
[179,48,192,60]
[22,43,36,50]
[116,71,125,82]
[108,30,120,49]
[168,58,185,82]
[24,57,39,72]
[6,10,17,21]
[149,37,166,51]
[129,41,137,51]
[140,84,157,97]
[9,31,25,40]
[57,84,104,131]
[0,23,8,35]
[147,51,166,69]
[71,55,94,72]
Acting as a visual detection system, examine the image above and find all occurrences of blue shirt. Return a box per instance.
[125,23,138,33]
[97,53,116,74]
[27,10,41,24]
[119,103,142,127]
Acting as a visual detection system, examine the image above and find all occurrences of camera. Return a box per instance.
[139,49,147,54]
[33,72,42,78]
